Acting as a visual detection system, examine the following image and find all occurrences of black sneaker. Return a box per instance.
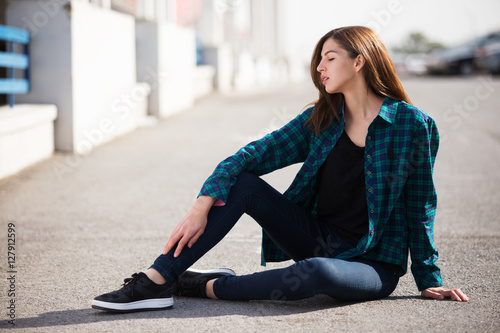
[172,268,236,298]
[91,272,173,312]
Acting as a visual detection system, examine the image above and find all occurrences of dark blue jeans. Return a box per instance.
[150,172,400,301]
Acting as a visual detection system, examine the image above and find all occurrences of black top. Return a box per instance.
[317,130,369,246]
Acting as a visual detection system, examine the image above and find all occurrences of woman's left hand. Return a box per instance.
[421,287,469,302]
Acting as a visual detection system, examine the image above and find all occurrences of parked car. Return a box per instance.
[426,32,500,75]
[404,54,428,75]
[475,34,500,74]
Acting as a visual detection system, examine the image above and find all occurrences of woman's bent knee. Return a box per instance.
[234,172,264,191]
[291,258,400,301]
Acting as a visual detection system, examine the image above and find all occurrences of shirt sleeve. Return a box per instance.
[405,117,443,291]
[198,107,313,205]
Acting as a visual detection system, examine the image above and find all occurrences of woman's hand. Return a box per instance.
[421,287,469,302]
[163,196,216,257]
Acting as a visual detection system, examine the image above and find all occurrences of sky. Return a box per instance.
[287,0,500,61]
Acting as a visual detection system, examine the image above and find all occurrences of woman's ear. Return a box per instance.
[354,54,366,72]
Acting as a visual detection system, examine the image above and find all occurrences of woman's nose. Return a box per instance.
[317,61,324,72]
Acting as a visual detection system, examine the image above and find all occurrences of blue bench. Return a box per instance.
[0,25,30,107]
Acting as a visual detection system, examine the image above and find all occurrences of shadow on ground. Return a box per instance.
[7,295,422,329]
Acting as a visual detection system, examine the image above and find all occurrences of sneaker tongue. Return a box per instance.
[122,273,143,289]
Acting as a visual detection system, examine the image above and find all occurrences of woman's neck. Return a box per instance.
[343,86,384,123]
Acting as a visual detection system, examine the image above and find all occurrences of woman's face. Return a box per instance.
[316,38,359,94]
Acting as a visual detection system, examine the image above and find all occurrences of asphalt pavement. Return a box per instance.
[0,76,499,332]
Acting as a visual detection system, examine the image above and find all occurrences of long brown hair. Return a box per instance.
[307,26,411,134]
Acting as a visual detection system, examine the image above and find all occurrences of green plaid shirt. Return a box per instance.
[200,97,442,291]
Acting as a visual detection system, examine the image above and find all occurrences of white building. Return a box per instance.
[1,0,305,179]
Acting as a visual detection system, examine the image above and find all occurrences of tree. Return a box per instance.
[393,32,444,54]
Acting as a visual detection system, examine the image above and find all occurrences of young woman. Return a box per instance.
[92,26,468,312]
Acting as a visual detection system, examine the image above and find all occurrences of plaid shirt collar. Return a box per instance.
[338,96,398,126]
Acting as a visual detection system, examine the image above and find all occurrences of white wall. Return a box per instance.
[136,22,160,116]
[277,0,307,83]
[7,0,74,151]
[71,1,143,154]
[136,21,196,118]
[157,22,196,117]
[202,44,233,94]
[0,105,57,179]
[7,0,149,153]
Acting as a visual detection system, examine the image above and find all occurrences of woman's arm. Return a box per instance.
[405,118,468,301]
[406,118,442,290]
[199,107,314,205]
[163,195,215,257]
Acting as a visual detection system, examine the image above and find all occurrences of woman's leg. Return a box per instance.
[150,172,352,286]
[213,257,400,301]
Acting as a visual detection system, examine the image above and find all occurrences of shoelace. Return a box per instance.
[121,273,141,297]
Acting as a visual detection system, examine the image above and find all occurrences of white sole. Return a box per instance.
[91,297,173,312]
[185,268,235,275]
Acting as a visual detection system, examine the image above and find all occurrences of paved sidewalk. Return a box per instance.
[1,78,499,332]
